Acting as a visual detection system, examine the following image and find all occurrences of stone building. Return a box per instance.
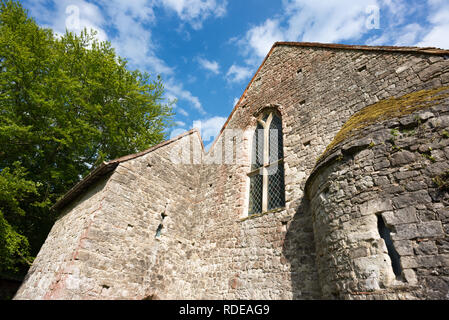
[14,42,449,300]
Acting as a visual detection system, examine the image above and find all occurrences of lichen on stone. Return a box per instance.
[433,170,449,191]
[319,85,449,162]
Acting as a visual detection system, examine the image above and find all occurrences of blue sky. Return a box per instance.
[20,0,449,150]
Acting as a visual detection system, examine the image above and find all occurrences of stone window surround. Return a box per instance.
[245,107,286,217]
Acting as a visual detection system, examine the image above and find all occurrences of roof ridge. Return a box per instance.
[273,41,449,54]
[52,128,203,211]
[108,128,202,164]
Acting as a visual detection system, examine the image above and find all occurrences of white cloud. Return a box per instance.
[193,116,227,144]
[169,127,188,139]
[361,0,424,47]
[394,23,424,46]
[97,1,175,76]
[97,1,207,115]
[169,116,227,150]
[165,80,206,115]
[26,0,211,117]
[226,64,253,83]
[417,1,449,49]
[176,120,186,127]
[25,0,108,43]
[284,0,377,43]
[177,107,189,117]
[159,0,228,29]
[198,57,220,74]
[419,26,449,49]
[364,0,449,49]
[235,0,380,65]
[232,97,240,108]
[365,33,390,46]
[232,0,449,68]
[242,19,284,63]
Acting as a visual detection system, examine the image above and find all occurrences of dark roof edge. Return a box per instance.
[52,129,202,212]
[274,41,449,55]
[206,41,449,153]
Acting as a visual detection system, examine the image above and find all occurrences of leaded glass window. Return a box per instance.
[248,110,285,215]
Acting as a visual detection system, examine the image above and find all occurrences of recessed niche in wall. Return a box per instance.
[377,215,402,279]
[358,65,367,72]
[297,68,303,80]
[155,224,163,238]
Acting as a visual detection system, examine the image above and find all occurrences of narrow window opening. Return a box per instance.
[155,224,163,238]
[377,215,402,279]
[299,100,306,106]
[358,65,367,72]
[156,204,168,239]
[303,140,311,147]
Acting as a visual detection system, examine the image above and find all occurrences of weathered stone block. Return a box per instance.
[350,246,370,259]
[417,254,449,268]
[382,207,417,225]
[391,150,416,167]
[402,269,418,285]
[418,62,445,81]
[417,221,444,238]
[400,256,419,269]
[414,241,438,255]
[359,199,393,216]
[393,190,432,209]
[392,240,414,256]
[392,223,419,240]
[418,111,435,121]
[374,159,391,171]
[374,176,390,186]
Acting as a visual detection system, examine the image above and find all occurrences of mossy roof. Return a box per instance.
[318,85,449,162]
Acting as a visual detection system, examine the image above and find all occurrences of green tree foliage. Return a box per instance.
[0,0,173,278]
[0,163,37,274]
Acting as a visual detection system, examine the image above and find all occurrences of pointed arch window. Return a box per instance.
[248,110,285,215]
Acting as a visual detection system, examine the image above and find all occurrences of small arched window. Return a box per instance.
[248,110,285,215]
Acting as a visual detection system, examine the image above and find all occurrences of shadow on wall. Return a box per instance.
[282,197,322,299]
[0,279,22,300]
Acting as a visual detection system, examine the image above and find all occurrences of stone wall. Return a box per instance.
[188,45,449,299]
[306,98,449,299]
[14,43,449,300]
[14,175,111,299]
[15,131,203,299]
